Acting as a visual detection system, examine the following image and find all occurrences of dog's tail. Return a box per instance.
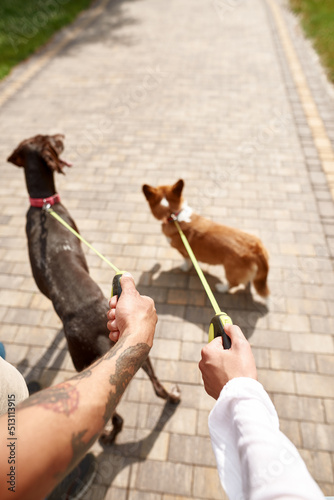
[253,246,270,297]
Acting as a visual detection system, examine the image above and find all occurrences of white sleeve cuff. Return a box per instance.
[212,377,279,428]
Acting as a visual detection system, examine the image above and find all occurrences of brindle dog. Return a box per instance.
[8,134,180,444]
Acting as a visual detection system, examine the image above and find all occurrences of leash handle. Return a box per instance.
[111,271,126,299]
[208,313,232,349]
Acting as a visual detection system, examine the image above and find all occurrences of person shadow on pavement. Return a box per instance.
[136,263,269,341]
[15,328,68,392]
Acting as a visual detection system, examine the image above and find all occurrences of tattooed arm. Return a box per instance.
[0,274,157,500]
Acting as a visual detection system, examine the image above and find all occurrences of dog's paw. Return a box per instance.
[215,282,230,293]
[229,283,247,294]
[180,259,192,272]
[99,430,117,447]
[168,384,181,404]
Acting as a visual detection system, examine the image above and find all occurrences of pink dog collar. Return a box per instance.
[29,193,61,207]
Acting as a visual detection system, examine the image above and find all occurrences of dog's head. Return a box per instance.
[142,179,184,221]
[7,134,71,174]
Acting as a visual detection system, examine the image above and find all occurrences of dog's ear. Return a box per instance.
[41,137,67,174]
[52,133,65,146]
[142,184,157,201]
[172,179,184,197]
[7,146,25,167]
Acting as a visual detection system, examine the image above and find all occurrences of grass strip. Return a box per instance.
[0,0,94,80]
[290,0,334,83]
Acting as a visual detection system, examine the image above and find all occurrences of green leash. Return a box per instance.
[171,216,232,348]
[45,206,125,297]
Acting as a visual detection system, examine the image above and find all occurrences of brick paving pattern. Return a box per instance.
[0,0,333,498]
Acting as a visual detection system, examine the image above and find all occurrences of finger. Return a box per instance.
[107,308,116,321]
[109,330,120,342]
[200,339,220,365]
[119,273,136,293]
[109,295,118,308]
[200,337,225,361]
[107,319,118,332]
[223,324,247,346]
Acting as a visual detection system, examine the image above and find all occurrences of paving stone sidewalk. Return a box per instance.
[0,0,333,498]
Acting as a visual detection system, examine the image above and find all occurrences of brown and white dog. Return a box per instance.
[7,134,180,444]
[143,179,269,297]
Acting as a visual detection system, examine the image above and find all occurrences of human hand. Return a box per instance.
[199,324,257,399]
[107,273,157,347]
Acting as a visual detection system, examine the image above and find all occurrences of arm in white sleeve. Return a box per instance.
[208,377,324,500]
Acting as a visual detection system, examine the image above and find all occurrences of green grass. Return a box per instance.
[290,0,334,83]
[0,0,94,80]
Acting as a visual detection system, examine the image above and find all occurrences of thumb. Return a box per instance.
[223,324,247,347]
[120,272,136,292]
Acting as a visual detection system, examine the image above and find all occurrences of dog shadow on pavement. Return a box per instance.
[136,263,269,341]
[93,400,179,495]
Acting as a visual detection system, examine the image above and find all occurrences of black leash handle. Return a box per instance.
[208,313,232,349]
[111,272,126,299]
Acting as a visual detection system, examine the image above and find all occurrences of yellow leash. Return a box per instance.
[171,215,232,348]
[45,206,125,296]
[172,218,221,314]
[47,207,120,272]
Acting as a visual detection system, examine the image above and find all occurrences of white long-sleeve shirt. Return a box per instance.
[208,378,325,500]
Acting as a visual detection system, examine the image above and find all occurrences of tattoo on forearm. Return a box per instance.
[103,336,126,361]
[82,337,125,373]
[110,342,150,389]
[18,382,79,416]
[57,342,150,481]
[102,391,115,426]
[18,337,150,484]
[102,342,150,424]
[54,428,100,482]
